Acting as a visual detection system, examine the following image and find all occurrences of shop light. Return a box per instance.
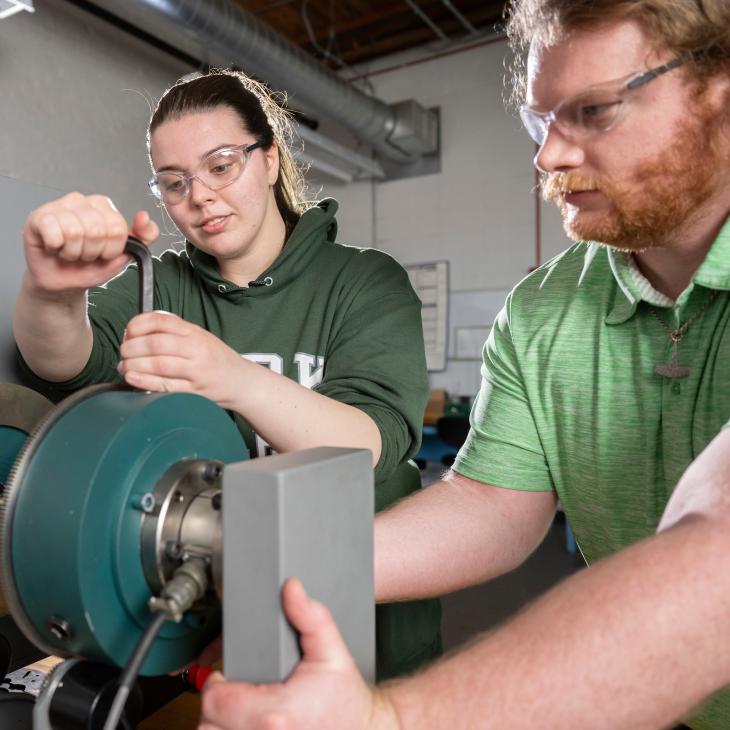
[0,0,34,20]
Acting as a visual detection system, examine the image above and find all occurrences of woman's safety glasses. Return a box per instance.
[149,141,265,205]
[519,57,685,147]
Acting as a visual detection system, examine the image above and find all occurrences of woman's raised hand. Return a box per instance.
[23,192,159,293]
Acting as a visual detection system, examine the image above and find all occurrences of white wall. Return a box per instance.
[313,39,570,395]
[0,0,191,239]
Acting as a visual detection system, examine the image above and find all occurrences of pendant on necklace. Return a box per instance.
[655,362,690,379]
[655,332,690,379]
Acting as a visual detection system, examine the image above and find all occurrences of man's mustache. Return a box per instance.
[541,173,609,203]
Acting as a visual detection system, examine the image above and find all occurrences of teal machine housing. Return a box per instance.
[0,384,248,675]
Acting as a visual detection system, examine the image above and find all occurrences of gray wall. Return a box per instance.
[314,39,569,395]
[0,1,192,382]
[0,0,191,234]
[0,175,58,383]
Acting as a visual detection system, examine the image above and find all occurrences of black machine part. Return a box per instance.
[0,691,34,727]
[35,659,143,730]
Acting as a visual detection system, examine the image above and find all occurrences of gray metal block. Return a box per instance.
[222,447,375,683]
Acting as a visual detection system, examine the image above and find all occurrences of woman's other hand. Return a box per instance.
[118,311,244,408]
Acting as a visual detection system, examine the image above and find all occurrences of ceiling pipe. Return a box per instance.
[402,0,449,42]
[88,0,436,163]
[439,0,478,35]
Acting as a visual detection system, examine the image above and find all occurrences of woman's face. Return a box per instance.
[150,106,283,264]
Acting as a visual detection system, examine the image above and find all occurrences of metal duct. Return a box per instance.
[88,0,438,163]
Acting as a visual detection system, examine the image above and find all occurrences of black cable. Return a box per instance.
[102,611,168,730]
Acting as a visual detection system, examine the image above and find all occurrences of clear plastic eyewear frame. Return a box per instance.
[149,141,265,204]
[519,56,686,147]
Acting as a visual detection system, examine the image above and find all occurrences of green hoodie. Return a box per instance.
[20,199,441,679]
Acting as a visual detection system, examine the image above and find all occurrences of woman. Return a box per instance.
[13,70,441,679]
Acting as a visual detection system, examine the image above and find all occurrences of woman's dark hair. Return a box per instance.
[148,69,309,234]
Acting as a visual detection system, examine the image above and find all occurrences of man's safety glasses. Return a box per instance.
[519,57,686,147]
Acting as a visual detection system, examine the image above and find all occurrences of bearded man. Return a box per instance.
[198,2,730,729]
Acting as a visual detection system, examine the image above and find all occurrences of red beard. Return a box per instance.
[541,98,726,251]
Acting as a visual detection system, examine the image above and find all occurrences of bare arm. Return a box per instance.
[227,354,382,463]
[389,514,730,728]
[118,312,383,463]
[387,430,730,728]
[13,274,93,381]
[375,470,557,601]
[658,424,730,532]
[199,429,730,730]
[14,193,158,381]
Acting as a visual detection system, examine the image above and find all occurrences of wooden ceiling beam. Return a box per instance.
[248,0,297,14]
[289,5,421,48]
[295,1,504,47]
[321,14,505,66]
[234,0,507,68]
[324,26,445,65]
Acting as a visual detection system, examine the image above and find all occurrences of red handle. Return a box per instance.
[185,663,214,690]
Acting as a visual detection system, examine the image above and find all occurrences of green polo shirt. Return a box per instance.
[453,219,730,730]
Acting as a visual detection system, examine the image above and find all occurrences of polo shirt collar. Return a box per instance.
[605,245,641,325]
[693,215,730,291]
[604,213,730,324]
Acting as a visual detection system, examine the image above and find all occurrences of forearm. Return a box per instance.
[13,273,93,381]
[228,359,382,464]
[384,513,730,730]
[375,473,557,602]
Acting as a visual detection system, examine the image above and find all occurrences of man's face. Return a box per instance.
[527,20,730,251]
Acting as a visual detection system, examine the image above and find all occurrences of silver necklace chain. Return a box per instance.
[649,290,719,379]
